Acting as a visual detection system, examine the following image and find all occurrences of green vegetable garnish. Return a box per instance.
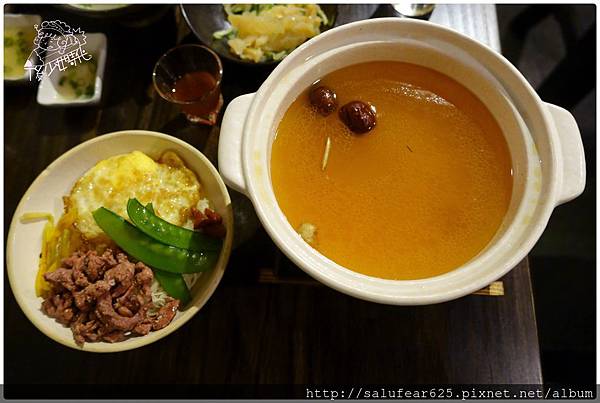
[56,57,97,99]
[84,84,94,97]
[92,207,218,274]
[153,269,191,304]
[269,50,288,61]
[213,27,234,40]
[4,27,35,78]
[127,198,222,252]
[144,200,191,303]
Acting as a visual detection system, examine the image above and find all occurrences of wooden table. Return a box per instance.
[4,4,542,396]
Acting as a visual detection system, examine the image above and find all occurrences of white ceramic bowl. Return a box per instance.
[4,14,41,83]
[218,18,586,305]
[7,131,233,352]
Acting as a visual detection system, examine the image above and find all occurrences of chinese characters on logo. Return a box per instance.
[25,20,92,81]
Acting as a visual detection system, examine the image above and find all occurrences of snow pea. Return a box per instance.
[153,269,191,305]
[92,207,218,274]
[145,202,155,214]
[126,198,222,252]
[144,203,191,304]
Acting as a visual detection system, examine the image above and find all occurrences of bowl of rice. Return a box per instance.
[7,130,234,352]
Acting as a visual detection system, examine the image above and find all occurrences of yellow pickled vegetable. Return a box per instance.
[34,215,55,297]
[21,208,82,297]
[214,4,329,63]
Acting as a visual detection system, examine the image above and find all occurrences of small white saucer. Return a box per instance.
[36,32,107,107]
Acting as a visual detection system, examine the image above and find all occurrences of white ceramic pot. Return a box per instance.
[218,18,586,305]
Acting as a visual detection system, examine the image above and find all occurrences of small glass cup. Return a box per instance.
[153,44,224,125]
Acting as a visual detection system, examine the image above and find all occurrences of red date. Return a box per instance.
[309,86,338,116]
[339,101,377,134]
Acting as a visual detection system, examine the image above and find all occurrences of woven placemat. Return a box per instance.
[258,261,505,297]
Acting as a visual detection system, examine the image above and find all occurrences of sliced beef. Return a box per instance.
[134,262,153,299]
[85,249,117,281]
[73,280,111,312]
[44,268,76,292]
[115,284,144,313]
[95,292,146,331]
[153,298,180,331]
[40,249,180,346]
[104,261,135,298]
[116,305,134,317]
[61,252,82,269]
[41,292,74,325]
[71,312,101,344]
[71,253,90,288]
[102,330,127,343]
[133,321,153,336]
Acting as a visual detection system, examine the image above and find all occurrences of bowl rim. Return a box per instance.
[240,18,560,305]
[6,130,233,352]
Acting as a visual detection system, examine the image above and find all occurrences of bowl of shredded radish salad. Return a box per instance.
[212,4,331,63]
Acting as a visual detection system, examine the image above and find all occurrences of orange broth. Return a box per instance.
[270,61,513,280]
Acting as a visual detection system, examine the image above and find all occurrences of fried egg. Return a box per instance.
[68,151,202,242]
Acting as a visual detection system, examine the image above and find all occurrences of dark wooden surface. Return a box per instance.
[4,5,542,386]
